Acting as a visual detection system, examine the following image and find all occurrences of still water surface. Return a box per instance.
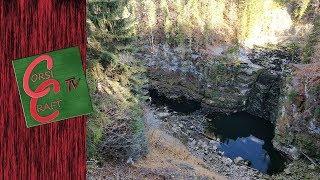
[207,112,287,174]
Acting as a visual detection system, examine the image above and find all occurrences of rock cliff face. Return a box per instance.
[246,48,296,121]
[137,44,292,121]
[137,44,253,112]
[274,14,320,160]
[274,62,320,159]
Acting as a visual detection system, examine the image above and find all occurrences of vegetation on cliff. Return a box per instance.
[86,0,147,162]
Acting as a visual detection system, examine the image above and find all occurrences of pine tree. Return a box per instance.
[86,1,147,162]
[87,0,134,159]
[142,0,157,45]
[87,0,136,68]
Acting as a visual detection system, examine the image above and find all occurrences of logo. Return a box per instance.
[13,47,92,127]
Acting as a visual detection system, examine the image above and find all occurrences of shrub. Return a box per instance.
[295,133,320,158]
[303,15,320,63]
[86,1,148,162]
[288,89,299,102]
[314,107,320,119]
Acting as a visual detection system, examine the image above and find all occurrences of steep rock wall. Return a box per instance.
[274,63,320,159]
[137,44,290,121]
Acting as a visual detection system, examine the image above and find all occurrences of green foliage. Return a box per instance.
[288,89,299,102]
[87,0,136,67]
[314,107,320,119]
[295,133,320,158]
[303,15,320,63]
[210,90,220,98]
[134,0,240,46]
[286,42,302,63]
[86,63,108,159]
[238,0,265,41]
[86,1,148,161]
[86,57,148,160]
[208,63,227,84]
[274,0,311,20]
[226,44,240,55]
[310,84,320,95]
[272,159,320,179]
[86,59,148,161]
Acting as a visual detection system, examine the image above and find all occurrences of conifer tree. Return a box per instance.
[87,0,135,68]
[142,0,157,46]
[86,0,148,160]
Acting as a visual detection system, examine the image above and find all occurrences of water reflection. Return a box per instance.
[219,135,270,172]
[207,112,286,174]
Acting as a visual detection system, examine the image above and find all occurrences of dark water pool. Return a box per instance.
[148,89,201,113]
[206,112,287,174]
[148,89,286,174]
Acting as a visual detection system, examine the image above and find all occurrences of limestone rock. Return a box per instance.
[222,157,233,166]
[234,157,245,165]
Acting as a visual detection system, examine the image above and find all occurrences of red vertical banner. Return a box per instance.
[0,1,86,179]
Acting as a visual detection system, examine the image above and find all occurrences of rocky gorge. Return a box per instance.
[133,41,320,178]
[87,0,320,179]
[133,19,320,178]
[136,44,288,121]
